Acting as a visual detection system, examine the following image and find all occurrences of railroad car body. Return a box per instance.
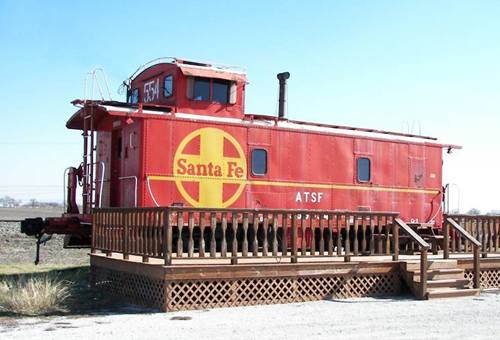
[68,59,450,225]
[22,58,459,251]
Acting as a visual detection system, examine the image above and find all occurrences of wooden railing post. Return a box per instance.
[272,214,279,257]
[420,248,428,300]
[221,212,228,258]
[177,212,184,258]
[242,212,249,257]
[281,213,288,256]
[344,214,351,262]
[199,212,206,258]
[123,212,129,260]
[300,214,307,256]
[105,213,113,257]
[392,217,399,261]
[231,213,239,264]
[443,218,450,259]
[291,214,298,263]
[473,245,480,289]
[188,212,195,258]
[91,212,97,254]
[210,212,217,258]
[163,209,172,265]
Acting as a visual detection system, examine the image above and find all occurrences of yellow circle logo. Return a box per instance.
[173,127,247,208]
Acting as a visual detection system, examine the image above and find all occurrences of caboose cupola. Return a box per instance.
[125,58,247,118]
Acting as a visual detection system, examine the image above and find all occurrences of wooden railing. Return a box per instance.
[92,207,400,265]
[443,217,481,289]
[91,208,165,262]
[394,218,430,299]
[444,214,500,255]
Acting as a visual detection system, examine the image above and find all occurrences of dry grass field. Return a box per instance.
[0,208,138,325]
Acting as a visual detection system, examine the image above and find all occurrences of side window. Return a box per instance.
[163,75,173,97]
[128,88,139,104]
[251,149,267,176]
[357,157,371,182]
[193,78,210,101]
[213,80,229,104]
[186,77,237,104]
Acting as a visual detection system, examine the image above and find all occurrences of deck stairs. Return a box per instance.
[400,259,480,299]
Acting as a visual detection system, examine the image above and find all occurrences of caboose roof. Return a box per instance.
[177,63,247,83]
[128,57,247,83]
[66,101,461,150]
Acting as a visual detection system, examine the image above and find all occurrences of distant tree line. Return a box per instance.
[449,208,500,216]
[0,196,21,207]
[0,196,63,208]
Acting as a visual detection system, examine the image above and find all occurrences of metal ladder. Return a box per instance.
[81,68,112,214]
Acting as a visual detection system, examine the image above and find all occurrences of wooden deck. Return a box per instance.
[90,251,500,311]
[89,208,500,311]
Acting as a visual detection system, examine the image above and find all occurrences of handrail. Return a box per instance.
[94,161,105,208]
[444,217,481,289]
[395,218,430,299]
[446,218,481,247]
[394,218,430,249]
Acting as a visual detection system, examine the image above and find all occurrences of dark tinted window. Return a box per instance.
[163,75,173,97]
[252,149,267,175]
[117,137,122,159]
[193,78,210,101]
[129,88,139,104]
[213,80,229,104]
[357,157,371,182]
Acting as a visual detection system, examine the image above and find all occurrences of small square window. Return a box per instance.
[164,75,173,97]
[193,78,210,101]
[213,80,229,104]
[252,149,267,175]
[357,157,371,182]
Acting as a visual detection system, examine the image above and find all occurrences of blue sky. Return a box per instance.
[0,0,499,212]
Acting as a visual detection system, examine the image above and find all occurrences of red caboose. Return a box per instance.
[23,57,459,250]
[69,58,455,221]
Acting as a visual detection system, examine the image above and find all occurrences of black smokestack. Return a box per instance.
[277,72,290,118]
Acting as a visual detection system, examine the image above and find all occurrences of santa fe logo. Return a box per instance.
[173,127,247,208]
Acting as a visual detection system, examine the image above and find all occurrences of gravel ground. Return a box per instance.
[2,291,500,340]
[0,221,88,266]
[0,208,88,265]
